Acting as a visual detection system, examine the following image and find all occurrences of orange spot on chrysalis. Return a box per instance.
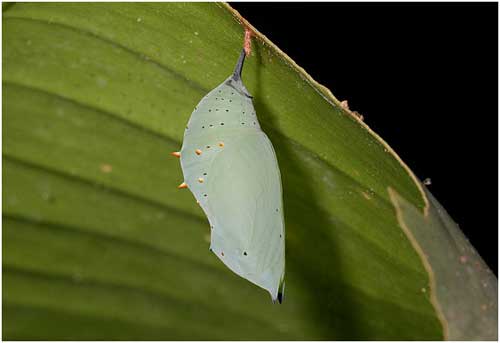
[198,178,204,183]
[244,28,252,56]
[195,149,202,155]
[171,151,181,158]
[177,182,188,189]
[218,142,224,147]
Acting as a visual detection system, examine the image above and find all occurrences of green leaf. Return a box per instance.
[2,3,496,340]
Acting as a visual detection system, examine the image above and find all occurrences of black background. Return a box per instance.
[231,2,498,273]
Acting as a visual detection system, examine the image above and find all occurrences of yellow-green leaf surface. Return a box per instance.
[3,3,495,340]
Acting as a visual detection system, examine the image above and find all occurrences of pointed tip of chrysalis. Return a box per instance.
[232,48,246,81]
[228,49,252,98]
[171,151,181,158]
[231,28,251,80]
[276,279,285,304]
[177,182,188,189]
[277,292,283,304]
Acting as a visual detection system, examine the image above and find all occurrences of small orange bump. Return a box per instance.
[198,178,204,183]
[171,151,181,158]
[177,182,188,189]
[195,149,202,155]
[218,142,224,147]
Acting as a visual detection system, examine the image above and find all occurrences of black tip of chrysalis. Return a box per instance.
[277,292,283,304]
[226,48,251,98]
[232,48,246,81]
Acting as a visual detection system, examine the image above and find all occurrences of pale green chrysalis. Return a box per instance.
[177,49,285,303]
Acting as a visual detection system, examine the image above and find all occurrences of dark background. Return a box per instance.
[231,2,498,273]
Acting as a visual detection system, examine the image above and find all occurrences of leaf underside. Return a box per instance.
[389,188,498,340]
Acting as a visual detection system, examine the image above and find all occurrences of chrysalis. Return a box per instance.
[174,48,285,303]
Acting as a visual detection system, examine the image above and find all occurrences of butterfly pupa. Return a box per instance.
[177,48,285,303]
